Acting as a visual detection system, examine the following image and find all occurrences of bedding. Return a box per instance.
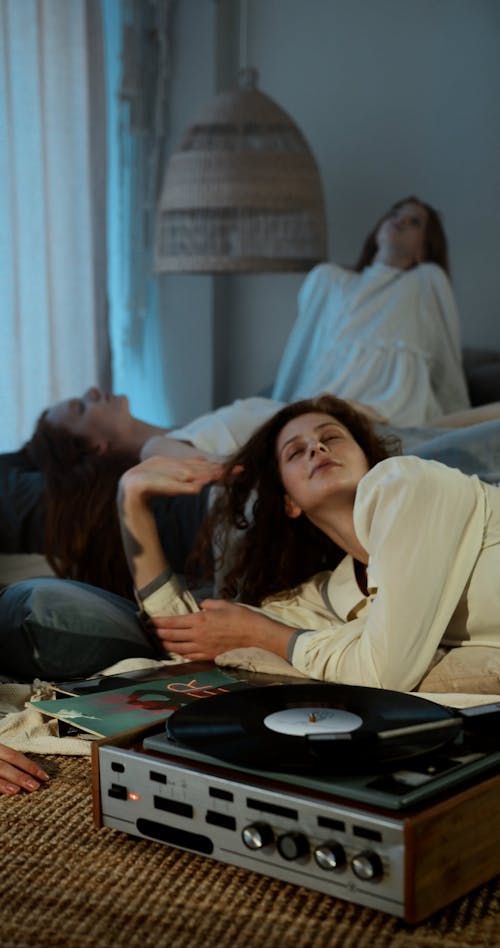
[417,645,500,693]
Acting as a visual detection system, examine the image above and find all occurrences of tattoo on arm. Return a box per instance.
[120,519,144,578]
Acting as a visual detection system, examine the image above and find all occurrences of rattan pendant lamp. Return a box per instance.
[154,64,328,273]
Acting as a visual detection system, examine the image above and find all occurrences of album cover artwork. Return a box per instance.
[53,661,224,697]
[30,668,243,738]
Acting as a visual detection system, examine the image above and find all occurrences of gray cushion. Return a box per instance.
[0,577,160,682]
[462,347,500,406]
[467,361,500,407]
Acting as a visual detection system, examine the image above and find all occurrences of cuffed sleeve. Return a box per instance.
[137,570,200,617]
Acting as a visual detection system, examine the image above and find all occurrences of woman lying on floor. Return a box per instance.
[118,395,500,693]
[12,376,500,600]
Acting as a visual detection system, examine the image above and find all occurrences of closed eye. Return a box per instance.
[287,445,305,461]
[69,398,85,416]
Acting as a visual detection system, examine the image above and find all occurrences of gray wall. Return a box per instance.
[154,0,216,426]
[157,0,500,420]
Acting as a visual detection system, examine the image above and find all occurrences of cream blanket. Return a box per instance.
[0,657,180,758]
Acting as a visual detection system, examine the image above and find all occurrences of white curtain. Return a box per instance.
[0,0,109,452]
[102,0,175,428]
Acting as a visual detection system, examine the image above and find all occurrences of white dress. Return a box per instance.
[271,262,470,426]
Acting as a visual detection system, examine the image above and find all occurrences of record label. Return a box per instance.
[264,707,363,737]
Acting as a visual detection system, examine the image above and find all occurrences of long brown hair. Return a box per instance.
[188,396,400,605]
[24,413,138,599]
[353,196,450,274]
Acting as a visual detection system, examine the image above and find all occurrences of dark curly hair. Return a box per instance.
[187,395,401,605]
[353,195,450,275]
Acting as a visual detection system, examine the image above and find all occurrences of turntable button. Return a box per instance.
[313,841,346,872]
[277,832,310,861]
[351,850,384,881]
[241,822,274,850]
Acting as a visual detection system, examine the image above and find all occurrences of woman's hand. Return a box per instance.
[0,743,49,796]
[118,456,224,592]
[119,455,225,503]
[150,599,295,662]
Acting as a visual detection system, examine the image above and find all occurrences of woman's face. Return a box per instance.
[375,201,428,265]
[276,412,369,519]
[45,387,131,452]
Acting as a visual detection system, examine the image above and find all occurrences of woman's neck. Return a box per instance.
[372,248,415,270]
[118,418,173,456]
[308,502,369,566]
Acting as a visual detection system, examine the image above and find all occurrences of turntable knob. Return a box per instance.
[277,831,310,861]
[351,850,384,881]
[313,841,346,872]
[241,821,274,850]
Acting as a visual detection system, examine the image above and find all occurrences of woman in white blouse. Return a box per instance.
[119,395,500,693]
[272,197,471,426]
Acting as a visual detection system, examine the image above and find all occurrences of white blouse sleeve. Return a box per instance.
[271,263,349,401]
[137,569,200,617]
[291,457,486,691]
[168,397,282,457]
[419,264,470,414]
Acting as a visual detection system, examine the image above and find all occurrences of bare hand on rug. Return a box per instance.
[0,742,49,795]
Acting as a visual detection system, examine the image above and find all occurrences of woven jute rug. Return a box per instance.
[1,755,499,948]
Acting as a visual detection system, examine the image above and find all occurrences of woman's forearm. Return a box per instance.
[431,402,500,428]
[117,475,169,591]
[117,455,223,593]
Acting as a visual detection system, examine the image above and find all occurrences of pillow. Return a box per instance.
[0,577,161,682]
[416,646,500,694]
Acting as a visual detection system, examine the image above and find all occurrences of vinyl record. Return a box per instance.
[166,682,462,774]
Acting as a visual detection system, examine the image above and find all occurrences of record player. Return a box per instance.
[92,676,500,923]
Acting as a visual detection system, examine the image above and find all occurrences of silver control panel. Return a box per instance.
[99,745,406,916]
